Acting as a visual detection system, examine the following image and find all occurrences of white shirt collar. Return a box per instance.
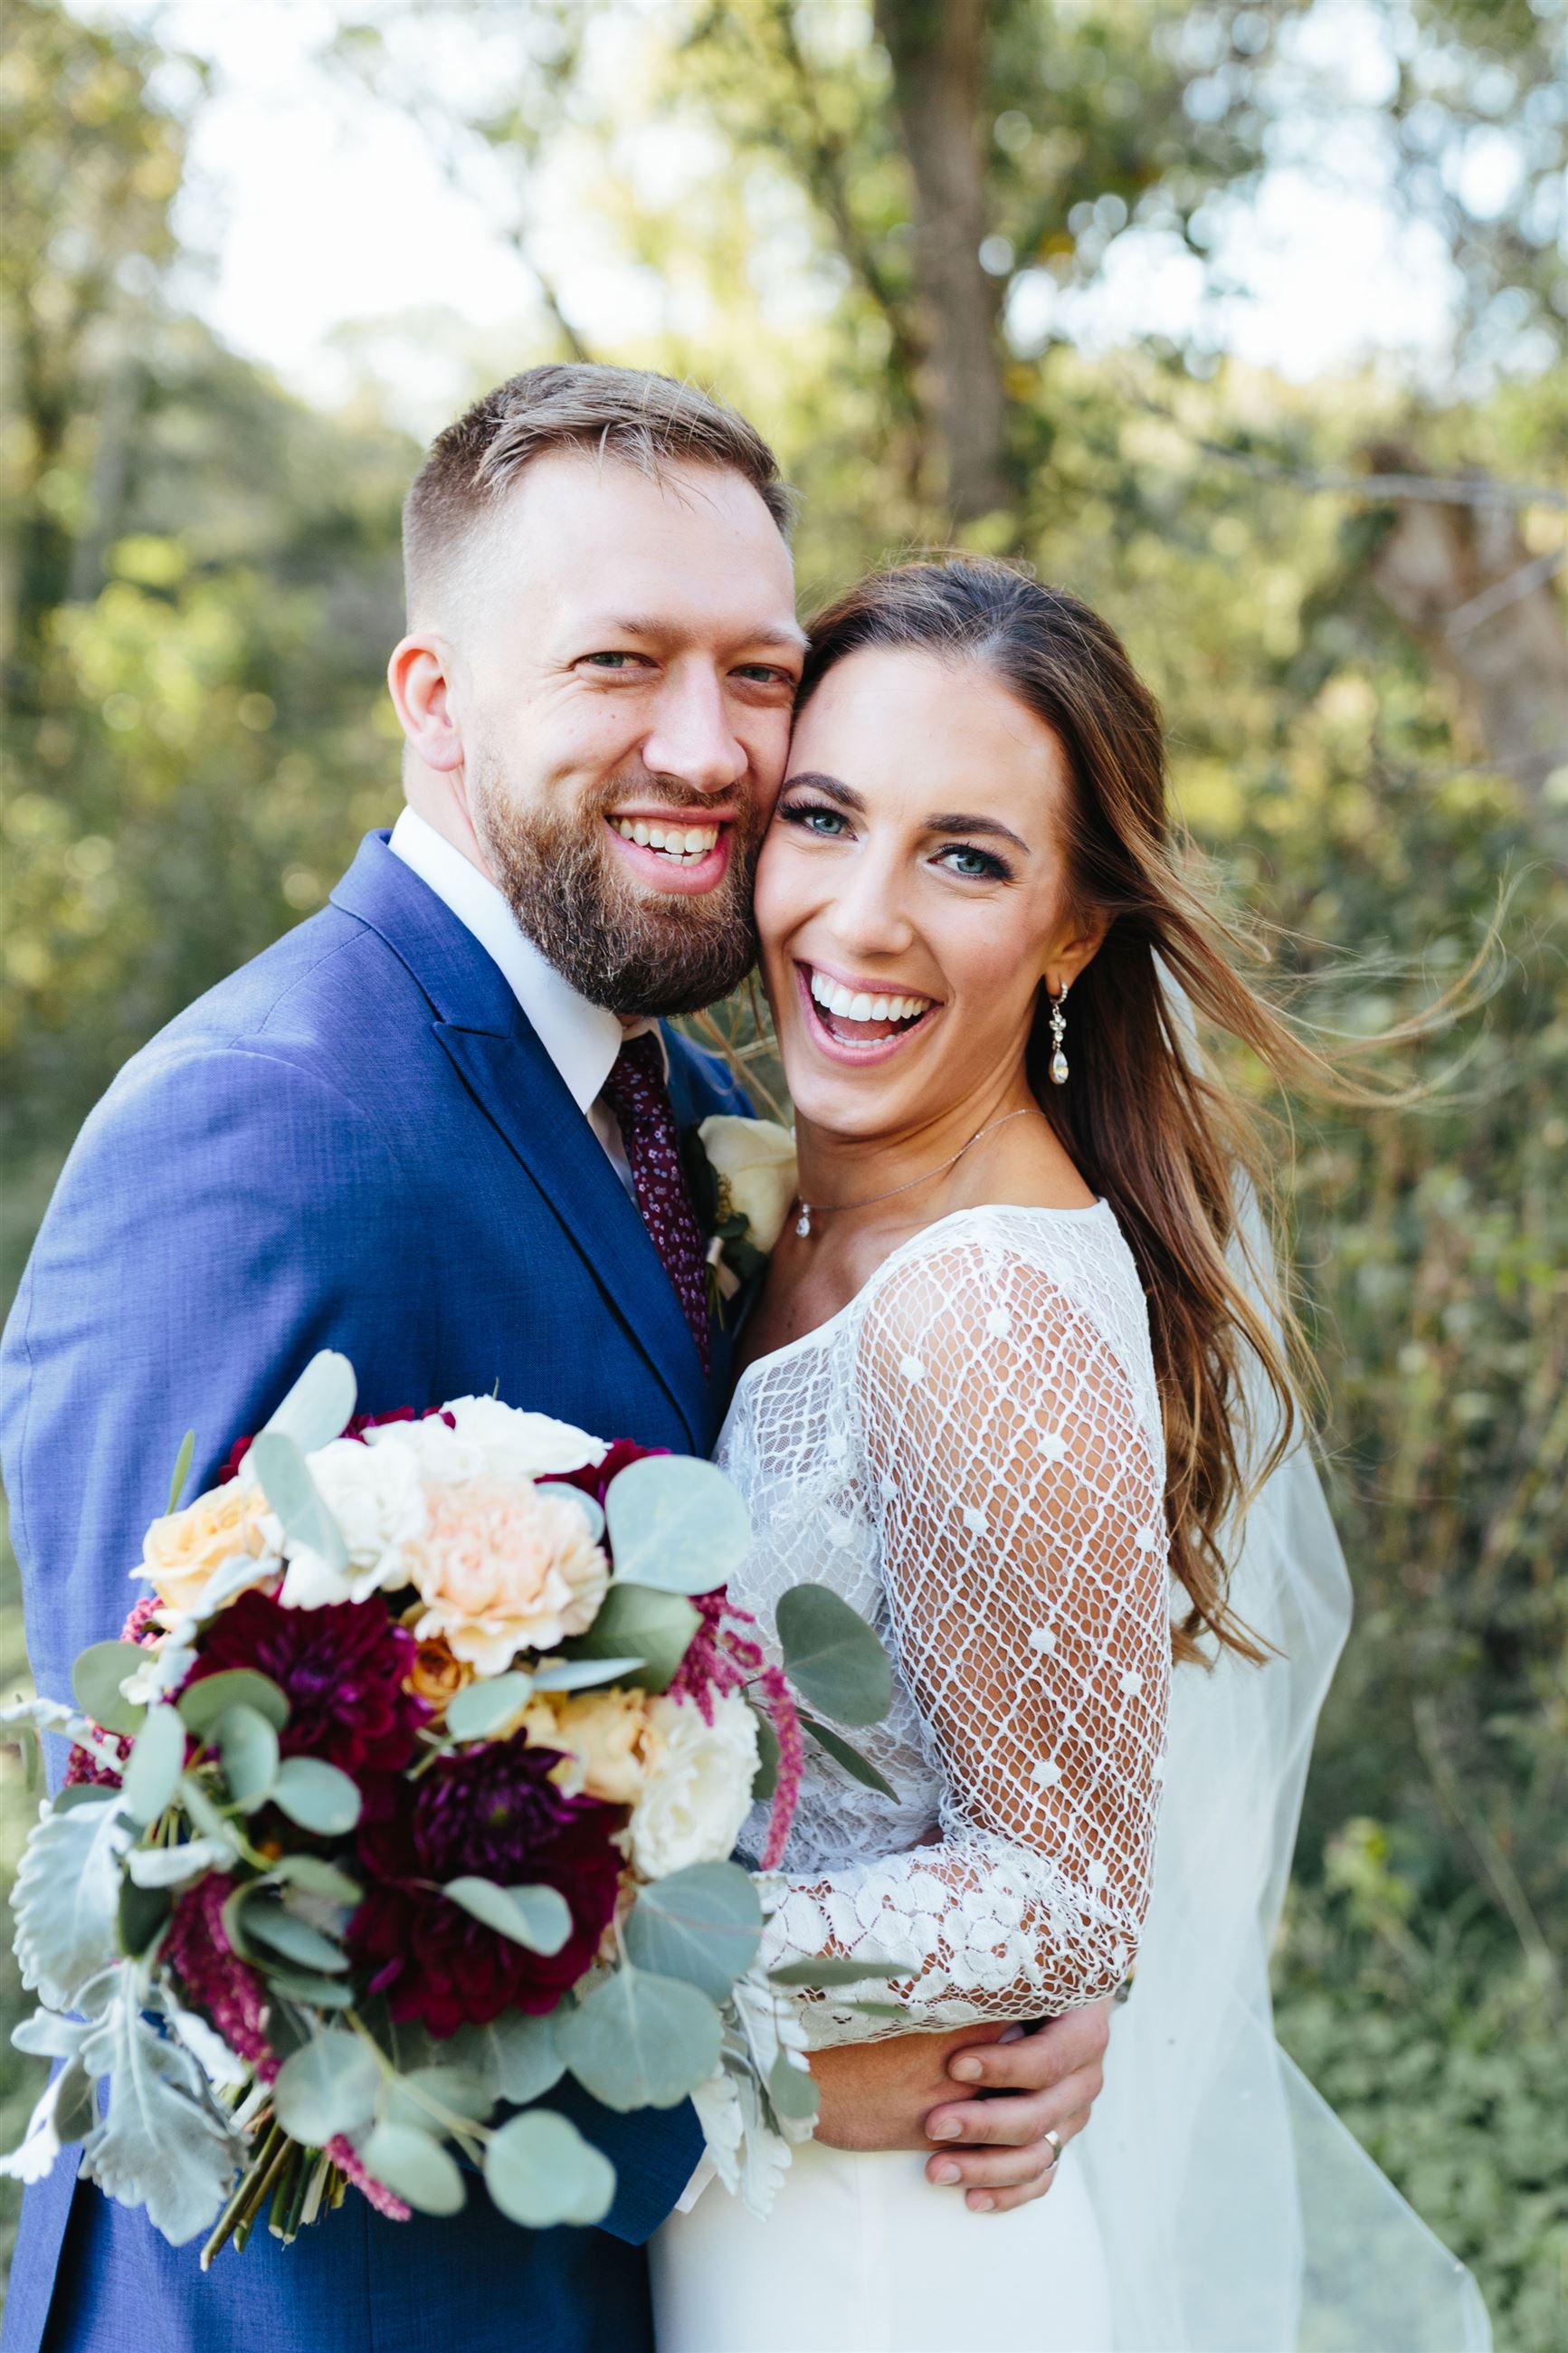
[389,806,637,1117]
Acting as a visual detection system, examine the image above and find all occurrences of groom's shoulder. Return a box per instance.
[89,896,424,1156]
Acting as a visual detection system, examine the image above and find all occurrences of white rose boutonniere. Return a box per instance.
[689,1114,798,1304]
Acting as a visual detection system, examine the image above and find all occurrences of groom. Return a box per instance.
[0,365,1108,2353]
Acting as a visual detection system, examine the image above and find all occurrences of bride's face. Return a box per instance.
[755,645,1085,1141]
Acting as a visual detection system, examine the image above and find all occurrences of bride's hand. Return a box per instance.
[809,2002,1109,2214]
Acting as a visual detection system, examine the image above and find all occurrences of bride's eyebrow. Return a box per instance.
[923,811,1031,854]
[781,770,864,810]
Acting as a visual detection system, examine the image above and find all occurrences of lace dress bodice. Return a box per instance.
[720,1203,1173,2047]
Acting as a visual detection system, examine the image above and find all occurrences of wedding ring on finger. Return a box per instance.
[1041,2129,1062,2175]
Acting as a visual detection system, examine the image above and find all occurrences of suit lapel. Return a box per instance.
[332,834,708,1449]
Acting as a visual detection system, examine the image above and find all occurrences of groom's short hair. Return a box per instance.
[403,363,793,621]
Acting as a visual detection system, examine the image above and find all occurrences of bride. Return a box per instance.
[651,557,1489,2353]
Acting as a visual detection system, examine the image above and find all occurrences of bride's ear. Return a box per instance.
[1042,910,1110,999]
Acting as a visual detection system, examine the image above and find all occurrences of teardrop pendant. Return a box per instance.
[1046,981,1069,1086]
[1050,1048,1069,1086]
[795,1207,813,1238]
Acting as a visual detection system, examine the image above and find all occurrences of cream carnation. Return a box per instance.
[406,1477,611,1677]
[628,1691,760,1879]
[274,1434,429,1608]
[444,1397,606,1482]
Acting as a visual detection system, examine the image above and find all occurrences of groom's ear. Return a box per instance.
[387,634,465,775]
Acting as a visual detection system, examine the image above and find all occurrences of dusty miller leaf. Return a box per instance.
[12,1795,130,2008]
[79,1977,248,2245]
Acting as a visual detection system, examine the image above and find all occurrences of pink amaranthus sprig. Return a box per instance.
[62,1592,163,1788]
[666,1590,804,1871]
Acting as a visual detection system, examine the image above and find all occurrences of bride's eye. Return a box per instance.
[779,801,851,838]
[936,842,1009,881]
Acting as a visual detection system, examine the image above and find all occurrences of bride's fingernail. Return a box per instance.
[928,2118,961,2139]
[949,2056,983,2082]
[970,2194,996,2213]
[931,2159,961,2185]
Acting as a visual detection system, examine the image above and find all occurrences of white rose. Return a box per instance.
[628,1691,760,1880]
[295,1435,428,1602]
[442,1396,608,1482]
[698,1117,797,1255]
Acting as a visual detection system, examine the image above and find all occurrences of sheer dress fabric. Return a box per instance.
[721,1202,1172,2043]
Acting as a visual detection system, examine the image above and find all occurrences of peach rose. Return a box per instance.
[141,1483,272,1619]
[405,1478,611,1678]
[518,1687,659,1805]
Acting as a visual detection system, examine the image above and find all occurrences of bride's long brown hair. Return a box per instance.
[797,556,1402,1668]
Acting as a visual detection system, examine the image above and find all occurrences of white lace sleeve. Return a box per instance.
[760,1239,1172,2045]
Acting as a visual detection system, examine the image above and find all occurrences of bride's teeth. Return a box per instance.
[829,983,857,1016]
[810,971,832,1009]
[849,993,873,1020]
[870,996,889,1021]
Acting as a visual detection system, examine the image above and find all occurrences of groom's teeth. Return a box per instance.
[613,818,720,862]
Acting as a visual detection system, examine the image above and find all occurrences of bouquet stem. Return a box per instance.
[200,2122,290,2272]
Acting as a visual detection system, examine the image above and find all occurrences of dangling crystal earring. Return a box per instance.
[1047,981,1069,1085]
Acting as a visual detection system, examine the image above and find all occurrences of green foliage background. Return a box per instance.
[1,0,1563,2342]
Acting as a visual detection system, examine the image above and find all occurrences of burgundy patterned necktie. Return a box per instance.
[601,1032,711,1372]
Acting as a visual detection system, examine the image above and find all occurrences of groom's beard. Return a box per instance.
[469,752,762,1018]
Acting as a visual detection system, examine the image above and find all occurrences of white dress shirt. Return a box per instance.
[389,806,657,1194]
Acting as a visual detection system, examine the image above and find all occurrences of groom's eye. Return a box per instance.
[579,651,650,672]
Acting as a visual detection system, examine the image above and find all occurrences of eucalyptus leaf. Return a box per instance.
[214,1704,279,1812]
[485,2109,615,2228]
[12,1793,128,2008]
[567,1583,699,1695]
[261,1965,356,2010]
[527,1656,646,1694]
[798,1712,898,1801]
[272,2031,381,2146]
[748,1701,780,1803]
[246,1432,347,1574]
[71,1642,147,1739]
[240,1899,349,1975]
[358,2121,466,2215]
[624,1862,763,2002]
[79,1977,248,2246]
[535,1483,605,1544]
[768,2048,821,2127]
[269,1854,362,1906]
[176,1774,233,1844]
[378,2065,494,2134]
[121,1705,186,1827]
[768,1954,916,1988]
[776,1585,893,1727]
[271,1756,361,1836]
[604,1455,749,1595]
[558,1968,722,2111]
[177,1670,290,1740]
[444,2012,563,2106]
[443,1672,533,1743]
[117,1871,174,1960]
[442,1878,571,1956]
[259,1350,357,1457]
[166,1428,196,1517]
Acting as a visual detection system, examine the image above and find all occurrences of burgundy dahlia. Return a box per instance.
[348,1733,623,2037]
[183,1588,428,1776]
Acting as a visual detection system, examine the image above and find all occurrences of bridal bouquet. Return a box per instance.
[1,1354,897,2259]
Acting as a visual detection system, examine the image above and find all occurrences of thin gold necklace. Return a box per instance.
[793,1109,1038,1239]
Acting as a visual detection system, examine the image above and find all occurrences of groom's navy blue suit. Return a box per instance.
[0,831,748,2353]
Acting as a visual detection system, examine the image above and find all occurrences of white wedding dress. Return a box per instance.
[652,1202,1170,2353]
[651,1195,1493,2353]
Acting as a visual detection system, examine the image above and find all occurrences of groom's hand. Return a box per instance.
[809,2002,1110,2215]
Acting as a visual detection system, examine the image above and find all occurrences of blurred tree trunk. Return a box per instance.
[875,0,1008,523]
[1364,442,1568,808]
